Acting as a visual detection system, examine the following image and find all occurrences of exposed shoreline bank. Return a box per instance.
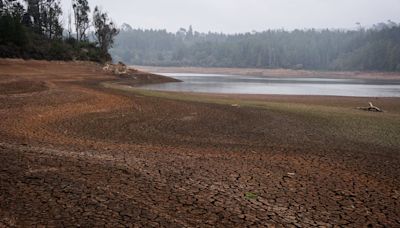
[134,65,400,80]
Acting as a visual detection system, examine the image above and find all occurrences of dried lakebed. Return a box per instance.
[0,59,399,227]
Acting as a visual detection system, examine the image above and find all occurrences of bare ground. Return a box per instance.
[0,59,399,227]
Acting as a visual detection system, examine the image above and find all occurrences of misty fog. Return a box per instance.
[62,0,400,33]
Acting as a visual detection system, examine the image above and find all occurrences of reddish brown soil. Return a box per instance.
[0,80,48,95]
[0,59,399,227]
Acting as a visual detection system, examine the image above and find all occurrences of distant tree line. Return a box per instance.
[112,22,400,71]
[0,0,118,62]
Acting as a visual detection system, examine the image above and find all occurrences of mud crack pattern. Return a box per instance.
[0,59,399,227]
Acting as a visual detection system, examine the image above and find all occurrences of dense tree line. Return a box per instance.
[112,22,400,71]
[0,0,118,62]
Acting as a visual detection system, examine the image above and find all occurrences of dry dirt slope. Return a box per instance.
[0,59,399,227]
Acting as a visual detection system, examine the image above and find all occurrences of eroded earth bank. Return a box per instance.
[0,59,399,227]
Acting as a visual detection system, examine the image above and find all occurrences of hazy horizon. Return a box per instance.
[61,0,400,33]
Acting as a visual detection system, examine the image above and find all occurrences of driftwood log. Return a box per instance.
[357,102,383,112]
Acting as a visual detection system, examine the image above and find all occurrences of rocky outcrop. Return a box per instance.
[102,61,181,84]
[102,62,138,76]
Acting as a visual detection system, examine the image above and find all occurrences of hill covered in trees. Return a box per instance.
[0,0,118,62]
[112,22,400,71]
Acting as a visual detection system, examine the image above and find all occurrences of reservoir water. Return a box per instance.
[138,73,400,97]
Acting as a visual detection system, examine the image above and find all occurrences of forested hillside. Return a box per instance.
[112,22,400,71]
[0,0,118,62]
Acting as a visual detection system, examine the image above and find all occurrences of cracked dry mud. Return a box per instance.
[0,59,399,227]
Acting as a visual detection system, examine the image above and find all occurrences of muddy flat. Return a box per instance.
[0,59,399,227]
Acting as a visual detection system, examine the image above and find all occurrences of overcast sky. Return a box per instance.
[61,0,400,33]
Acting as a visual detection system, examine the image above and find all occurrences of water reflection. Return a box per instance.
[138,73,400,97]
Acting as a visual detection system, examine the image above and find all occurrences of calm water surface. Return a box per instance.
[138,73,400,97]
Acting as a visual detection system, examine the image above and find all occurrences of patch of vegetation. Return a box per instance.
[103,83,400,149]
[244,192,258,200]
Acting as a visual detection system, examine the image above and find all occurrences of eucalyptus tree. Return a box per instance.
[1,0,24,16]
[72,0,90,41]
[93,6,119,56]
[41,0,62,39]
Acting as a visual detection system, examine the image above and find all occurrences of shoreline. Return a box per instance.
[133,65,400,80]
[104,84,400,114]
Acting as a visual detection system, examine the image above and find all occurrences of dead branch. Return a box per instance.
[357,102,383,112]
